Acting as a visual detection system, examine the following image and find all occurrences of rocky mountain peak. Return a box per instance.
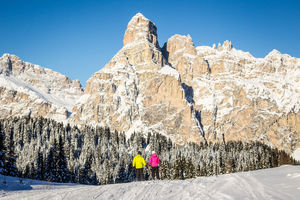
[222,40,233,51]
[123,13,159,47]
[265,49,282,60]
[217,40,233,51]
[162,34,197,66]
[0,53,23,74]
[163,34,197,58]
[1,53,22,61]
[162,34,209,81]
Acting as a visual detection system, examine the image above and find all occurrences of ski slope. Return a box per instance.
[1,165,300,200]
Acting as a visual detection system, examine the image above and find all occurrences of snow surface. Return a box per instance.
[292,148,300,161]
[159,65,180,80]
[1,165,300,200]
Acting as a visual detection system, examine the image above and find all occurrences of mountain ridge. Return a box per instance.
[0,13,299,155]
[0,53,84,122]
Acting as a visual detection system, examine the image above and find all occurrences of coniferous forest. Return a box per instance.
[0,117,298,185]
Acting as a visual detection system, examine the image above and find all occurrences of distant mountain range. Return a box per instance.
[1,13,299,156]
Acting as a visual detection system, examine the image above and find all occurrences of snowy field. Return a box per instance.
[1,165,300,200]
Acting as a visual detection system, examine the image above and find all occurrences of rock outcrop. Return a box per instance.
[123,13,159,48]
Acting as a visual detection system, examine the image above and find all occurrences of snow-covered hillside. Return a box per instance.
[0,53,84,121]
[1,165,299,200]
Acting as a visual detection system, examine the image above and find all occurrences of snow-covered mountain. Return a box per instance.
[0,54,84,122]
[1,165,300,200]
[71,13,300,154]
[1,13,300,155]
[70,13,201,143]
[162,33,300,153]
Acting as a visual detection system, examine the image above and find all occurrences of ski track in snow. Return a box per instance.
[1,165,300,200]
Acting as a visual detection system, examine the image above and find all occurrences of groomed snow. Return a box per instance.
[1,165,300,200]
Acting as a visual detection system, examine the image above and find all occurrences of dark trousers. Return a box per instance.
[151,167,159,180]
[136,168,144,181]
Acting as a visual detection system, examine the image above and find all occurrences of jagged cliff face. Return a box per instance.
[71,13,203,143]
[72,13,300,153]
[163,35,300,152]
[1,13,299,154]
[0,54,84,121]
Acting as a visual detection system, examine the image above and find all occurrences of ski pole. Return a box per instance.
[128,168,134,179]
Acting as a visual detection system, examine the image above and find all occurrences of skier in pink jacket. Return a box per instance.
[148,151,161,180]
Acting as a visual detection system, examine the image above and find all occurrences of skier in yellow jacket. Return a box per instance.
[132,151,146,181]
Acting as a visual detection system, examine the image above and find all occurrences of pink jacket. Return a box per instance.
[148,153,161,167]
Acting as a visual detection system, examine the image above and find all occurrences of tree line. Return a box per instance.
[0,116,298,185]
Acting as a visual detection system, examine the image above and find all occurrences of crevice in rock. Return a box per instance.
[161,42,169,64]
[181,83,194,104]
[193,108,208,145]
[205,59,211,74]
[213,105,218,139]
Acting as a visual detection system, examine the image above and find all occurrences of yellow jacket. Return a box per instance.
[132,154,146,169]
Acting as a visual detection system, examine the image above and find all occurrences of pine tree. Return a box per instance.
[174,159,181,179]
[45,139,57,181]
[56,135,69,182]
[36,151,45,180]
[115,159,127,183]
[0,123,6,174]
[79,154,93,184]
[186,158,195,178]
[3,125,17,176]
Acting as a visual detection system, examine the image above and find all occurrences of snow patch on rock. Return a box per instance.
[159,65,180,80]
[292,148,300,162]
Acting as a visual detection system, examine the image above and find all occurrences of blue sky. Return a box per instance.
[1,0,299,86]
